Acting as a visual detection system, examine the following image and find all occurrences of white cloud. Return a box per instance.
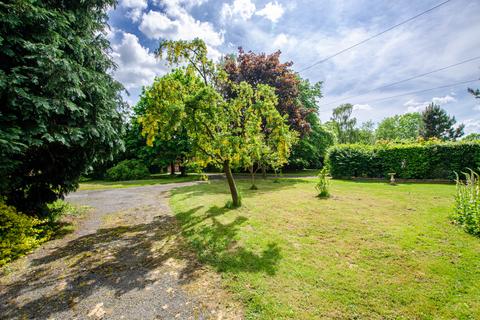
[432,95,457,105]
[221,0,256,22]
[272,33,289,49]
[119,0,147,22]
[404,95,457,113]
[154,0,207,10]
[110,32,167,90]
[139,7,224,59]
[120,0,146,7]
[256,1,284,23]
[404,99,427,113]
[139,11,177,36]
[353,104,372,111]
[474,105,480,111]
[463,118,480,134]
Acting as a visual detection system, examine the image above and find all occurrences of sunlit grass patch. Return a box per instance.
[171,179,480,319]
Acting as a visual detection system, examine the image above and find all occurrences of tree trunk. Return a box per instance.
[251,167,255,187]
[170,161,175,175]
[273,167,279,183]
[261,165,267,179]
[179,155,188,177]
[223,160,240,207]
[249,165,257,190]
[179,164,187,177]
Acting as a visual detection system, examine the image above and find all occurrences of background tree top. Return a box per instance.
[223,47,314,134]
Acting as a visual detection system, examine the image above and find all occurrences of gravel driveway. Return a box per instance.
[0,183,241,320]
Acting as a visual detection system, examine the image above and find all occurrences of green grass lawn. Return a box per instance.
[78,174,199,191]
[232,169,320,178]
[78,171,318,191]
[170,178,480,319]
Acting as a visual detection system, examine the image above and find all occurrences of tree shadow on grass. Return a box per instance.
[1,204,281,319]
[0,215,203,319]
[176,205,281,276]
[171,178,312,204]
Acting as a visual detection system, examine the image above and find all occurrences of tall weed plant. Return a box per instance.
[316,167,330,198]
[453,169,480,236]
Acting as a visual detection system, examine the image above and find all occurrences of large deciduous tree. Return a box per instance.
[376,113,423,141]
[420,103,464,140]
[329,104,358,144]
[223,48,313,134]
[357,120,376,144]
[129,91,191,176]
[139,40,296,207]
[288,79,334,169]
[0,0,125,215]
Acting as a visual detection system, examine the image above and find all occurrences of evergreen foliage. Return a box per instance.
[420,103,464,140]
[0,0,126,215]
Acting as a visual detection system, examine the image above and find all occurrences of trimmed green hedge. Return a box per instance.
[326,142,480,180]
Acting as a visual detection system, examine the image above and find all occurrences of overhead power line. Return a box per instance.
[348,79,478,105]
[318,55,480,107]
[319,79,479,114]
[298,0,453,72]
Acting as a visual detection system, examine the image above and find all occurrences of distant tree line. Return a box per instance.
[326,102,470,145]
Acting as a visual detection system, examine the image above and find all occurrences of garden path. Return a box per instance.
[0,183,241,320]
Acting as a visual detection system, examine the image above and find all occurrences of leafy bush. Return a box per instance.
[0,201,45,266]
[315,168,330,198]
[0,199,84,266]
[326,141,480,179]
[452,170,480,236]
[105,160,150,181]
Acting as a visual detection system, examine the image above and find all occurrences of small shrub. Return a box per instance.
[0,201,45,266]
[452,169,480,236]
[0,199,84,266]
[105,159,150,181]
[315,167,330,198]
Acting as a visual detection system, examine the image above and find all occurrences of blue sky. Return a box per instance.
[107,0,480,134]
